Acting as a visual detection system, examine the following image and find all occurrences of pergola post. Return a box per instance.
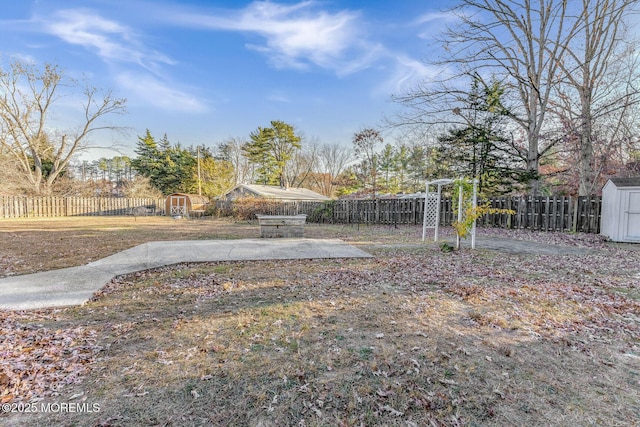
[471,178,478,249]
[435,183,443,242]
[456,183,463,250]
[421,181,430,242]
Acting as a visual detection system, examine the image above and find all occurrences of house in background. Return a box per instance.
[223,184,330,202]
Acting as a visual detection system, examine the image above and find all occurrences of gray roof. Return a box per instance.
[229,184,330,201]
[608,177,640,188]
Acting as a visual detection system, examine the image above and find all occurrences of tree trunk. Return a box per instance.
[527,101,541,196]
[578,89,594,196]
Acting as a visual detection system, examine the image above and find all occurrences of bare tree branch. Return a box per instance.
[0,60,126,195]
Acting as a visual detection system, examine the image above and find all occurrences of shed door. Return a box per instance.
[170,195,188,216]
[623,190,640,241]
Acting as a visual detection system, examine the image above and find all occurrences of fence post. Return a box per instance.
[345,200,350,224]
[594,196,602,233]
[543,196,549,231]
[571,197,580,233]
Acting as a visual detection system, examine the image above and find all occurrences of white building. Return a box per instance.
[600,178,640,243]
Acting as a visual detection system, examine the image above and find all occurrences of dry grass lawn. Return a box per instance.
[1,217,639,426]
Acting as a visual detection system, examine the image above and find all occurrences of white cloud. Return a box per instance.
[266,90,291,103]
[32,8,208,114]
[335,43,386,76]
[171,1,375,74]
[9,53,38,64]
[376,54,443,96]
[116,72,208,113]
[414,11,459,26]
[43,9,174,72]
[413,11,461,41]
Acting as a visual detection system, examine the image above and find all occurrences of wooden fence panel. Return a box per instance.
[322,196,602,233]
[575,196,601,233]
[474,196,601,232]
[0,196,165,219]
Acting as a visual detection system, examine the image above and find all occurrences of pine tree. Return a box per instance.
[242,120,302,187]
[132,129,163,182]
[131,130,197,195]
[437,78,529,195]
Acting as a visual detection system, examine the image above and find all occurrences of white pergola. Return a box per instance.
[421,178,479,249]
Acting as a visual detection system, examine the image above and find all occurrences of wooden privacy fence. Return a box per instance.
[3,195,602,233]
[0,196,165,218]
[218,195,602,233]
[357,196,601,233]
[481,196,602,233]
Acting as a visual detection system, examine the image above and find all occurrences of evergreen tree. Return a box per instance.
[132,129,163,183]
[131,130,197,195]
[242,120,302,187]
[379,144,398,193]
[436,78,529,195]
[406,145,429,192]
[243,126,280,185]
[394,144,411,193]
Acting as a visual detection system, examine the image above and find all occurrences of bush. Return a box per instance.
[204,203,223,217]
[307,200,335,223]
[229,197,286,221]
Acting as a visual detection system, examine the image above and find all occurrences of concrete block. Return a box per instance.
[256,214,307,238]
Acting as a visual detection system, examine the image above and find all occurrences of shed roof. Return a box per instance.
[167,193,210,204]
[607,177,640,188]
[229,184,330,201]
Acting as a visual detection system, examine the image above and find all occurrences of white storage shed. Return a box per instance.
[600,177,640,242]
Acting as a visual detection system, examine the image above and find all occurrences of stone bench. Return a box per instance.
[255,214,307,238]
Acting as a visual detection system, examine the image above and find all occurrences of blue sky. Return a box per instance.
[0,0,456,160]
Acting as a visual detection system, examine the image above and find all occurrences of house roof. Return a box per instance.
[607,177,640,188]
[229,184,330,201]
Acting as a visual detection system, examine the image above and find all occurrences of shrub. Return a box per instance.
[307,200,335,223]
[229,197,286,221]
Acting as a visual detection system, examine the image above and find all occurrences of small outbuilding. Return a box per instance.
[165,193,209,218]
[600,177,640,242]
[223,184,330,202]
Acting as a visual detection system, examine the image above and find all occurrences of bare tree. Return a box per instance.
[314,142,353,197]
[0,146,27,195]
[394,0,581,195]
[394,1,640,196]
[217,137,256,185]
[551,0,639,195]
[467,1,587,195]
[0,60,126,195]
[283,137,318,189]
[353,128,383,198]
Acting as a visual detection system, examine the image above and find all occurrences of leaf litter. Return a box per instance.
[0,220,639,426]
